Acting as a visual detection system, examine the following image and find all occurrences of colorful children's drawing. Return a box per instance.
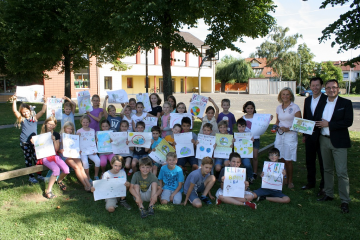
[77,91,93,114]
[109,132,129,155]
[170,113,193,129]
[223,167,246,198]
[62,133,80,158]
[106,89,129,103]
[189,94,208,118]
[136,93,152,112]
[261,161,285,191]
[79,131,97,155]
[251,113,271,136]
[93,178,126,201]
[46,98,63,120]
[16,85,44,103]
[127,132,152,148]
[143,117,158,132]
[149,139,176,164]
[290,117,315,135]
[195,134,216,159]
[96,131,113,153]
[174,132,194,157]
[214,133,233,158]
[234,132,253,158]
[32,132,55,159]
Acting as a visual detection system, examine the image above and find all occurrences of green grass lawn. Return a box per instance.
[0,120,359,239]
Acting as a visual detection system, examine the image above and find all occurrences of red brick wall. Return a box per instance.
[215,83,247,92]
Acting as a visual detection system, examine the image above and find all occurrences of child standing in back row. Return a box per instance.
[148,93,162,118]
[103,95,122,132]
[87,94,103,132]
[199,97,219,136]
[61,96,76,131]
[160,101,172,138]
[217,99,236,135]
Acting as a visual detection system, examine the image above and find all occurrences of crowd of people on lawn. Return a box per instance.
[11,77,353,217]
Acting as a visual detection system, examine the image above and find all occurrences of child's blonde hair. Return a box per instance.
[218,120,228,128]
[41,116,57,133]
[107,104,116,112]
[61,121,76,134]
[63,102,73,110]
[166,152,177,160]
[80,115,91,123]
[110,155,124,166]
[201,157,214,166]
[15,103,32,128]
[163,101,171,108]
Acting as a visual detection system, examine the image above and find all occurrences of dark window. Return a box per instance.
[104,77,112,90]
[127,77,133,88]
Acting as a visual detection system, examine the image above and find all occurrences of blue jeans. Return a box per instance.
[242,158,254,179]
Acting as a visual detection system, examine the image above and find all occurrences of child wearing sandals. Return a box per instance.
[91,155,131,212]
[215,152,257,209]
[40,116,70,199]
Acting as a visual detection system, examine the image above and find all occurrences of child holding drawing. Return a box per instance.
[150,126,163,176]
[115,120,134,175]
[128,121,150,175]
[195,123,214,166]
[87,94,103,132]
[120,105,133,132]
[164,124,182,146]
[12,94,47,184]
[98,119,115,177]
[61,96,76,131]
[253,148,290,204]
[103,95,122,132]
[213,120,232,176]
[199,97,219,136]
[131,102,148,131]
[236,118,254,184]
[216,152,256,209]
[160,101,172,138]
[91,155,131,212]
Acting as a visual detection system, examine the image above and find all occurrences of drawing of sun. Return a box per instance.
[219,137,228,146]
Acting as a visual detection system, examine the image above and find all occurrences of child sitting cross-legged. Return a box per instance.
[253,148,290,204]
[129,157,162,218]
[158,152,184,205]
[216,152,257,209]
[183,157,216,208]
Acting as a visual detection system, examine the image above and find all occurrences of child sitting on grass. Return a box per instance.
[91,156,131,212]
[150,126,163,175]
[183,157,216,208]
[158,152,184,205]
[253,148,290,204]
[216,152,256,209]
[129,157,162,218]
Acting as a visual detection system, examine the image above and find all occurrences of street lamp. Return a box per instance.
[298,54,301,88]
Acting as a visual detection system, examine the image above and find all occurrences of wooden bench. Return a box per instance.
[0,143,274,181]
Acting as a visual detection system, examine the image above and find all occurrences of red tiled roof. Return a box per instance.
[328,61,360,71]
[245,58,278,78]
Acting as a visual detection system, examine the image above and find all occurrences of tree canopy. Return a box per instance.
[319,0,360,65]
[316,61,344,83]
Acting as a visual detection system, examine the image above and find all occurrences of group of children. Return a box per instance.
[12,93,290,218]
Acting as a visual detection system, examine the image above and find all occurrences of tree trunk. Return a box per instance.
[63,47,71,98]
[162,47,172,99]
[221,81,226,92]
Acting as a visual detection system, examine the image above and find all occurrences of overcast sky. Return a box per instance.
[184,0,360,63]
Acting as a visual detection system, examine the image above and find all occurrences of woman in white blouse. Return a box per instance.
[274,87,302,189]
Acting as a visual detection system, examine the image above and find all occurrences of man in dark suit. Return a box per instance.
[316,79,353,213]
[301,77,327,196]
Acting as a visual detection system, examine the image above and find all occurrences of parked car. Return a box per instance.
[299,87,326,97]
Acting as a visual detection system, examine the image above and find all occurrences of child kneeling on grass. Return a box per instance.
[129,157,162,218]
[158,152,184,205]
[183,157,216,208]
[91,155,131,212]
[253,148,290,204]
[216,152,257,209]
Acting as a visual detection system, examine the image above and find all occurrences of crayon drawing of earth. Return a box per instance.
[161,145,170,154]
[219,137,228,146]
[191,106,201,116]
[180,147,191,156]
[132,135,145,145]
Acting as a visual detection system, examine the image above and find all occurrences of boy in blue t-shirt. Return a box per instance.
[158,152,184,205]
[150,126,163,175]
[217,98,236,134]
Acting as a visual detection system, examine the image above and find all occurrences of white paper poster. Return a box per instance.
[96,131,113,153]
[223,167,246,198]
[143,117,158,132]
[251,113,271,137]
[46,98,63,120]
[106,89,129,103]
[189,94,208,118]
[93,178,126,201]
[77,91,93,114]
[195,134,216,159]
[79,131,97,155]
[174,132,194,157]
[170,113,193,129]
[214,134,233,158]
[62,133,80,158]
[136,93,152,112]
[109,132,129,155]
[290,117,315,135]
[16,85,44,103]
[33,132,55,159]
[234,132,253,158]
[127,132,152,148]
[261,161,285,191]
[149,139,176,164]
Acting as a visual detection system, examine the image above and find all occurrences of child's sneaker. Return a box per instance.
[139,207,147,218]
[119,200,131,210]
[29,177,38,184]
[200,196,212,205]
[94,176,99,180]
[147,205,155,216]
[127,169,133,176]
[248,177,255,184]
[253,173,258,180]
[37,175,45,181]
[245,201,257,210]
[256,196,266,202]
[216,198,222,205]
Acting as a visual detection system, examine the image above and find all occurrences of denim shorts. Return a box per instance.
[253,139,260,150]
[133,154,148,160]
[188,183,205,203]
[214,158,225,166]
[177,156,198,167]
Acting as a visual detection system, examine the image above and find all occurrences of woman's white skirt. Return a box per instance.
[274,131,298,161]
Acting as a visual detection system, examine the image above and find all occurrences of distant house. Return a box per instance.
[332,61,360,82]
[245,58,278,79]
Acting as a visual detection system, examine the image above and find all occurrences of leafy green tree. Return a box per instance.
[255,26,302,81]
[294,43,317,88]
[317,61,344,83]
[319,0,360,65]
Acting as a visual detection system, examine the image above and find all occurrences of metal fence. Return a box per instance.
[249,78,296,95]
